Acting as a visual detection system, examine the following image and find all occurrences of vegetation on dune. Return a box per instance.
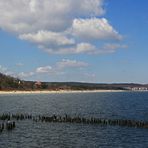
[0,73,147,91]
[0,73,38,90]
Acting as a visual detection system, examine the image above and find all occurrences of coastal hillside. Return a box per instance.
[0,73,33,90]
[0,73,147,91]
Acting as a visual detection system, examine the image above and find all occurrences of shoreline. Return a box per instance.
[0,90,127,94]
[0,90,147,95]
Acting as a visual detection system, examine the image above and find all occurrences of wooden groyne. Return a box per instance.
[0,113,148,133]
[0,121,16,133]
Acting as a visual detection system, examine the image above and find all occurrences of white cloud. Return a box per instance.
[19,30,75,48]
[0,0,104,34]
[36,66,52,73]
[0,65,14,75]
[0,65,8,73]
[0,0,125,55]
[76,43,96,53]
[56,59,88,69]
[97,43,128,54]
[0,58,90,81]
[44,42,96,54]
[103,43,127,50]
[44,42,127,55]
[18,72,34,78]
[72,18,122,40]
[17,59,88,79]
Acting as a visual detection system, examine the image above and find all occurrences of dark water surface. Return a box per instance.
[0,92,148,148]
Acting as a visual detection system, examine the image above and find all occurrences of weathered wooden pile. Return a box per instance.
[0,113,148,133]
[0,121,16,133]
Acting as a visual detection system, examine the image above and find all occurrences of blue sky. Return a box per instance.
[0,0,148,83]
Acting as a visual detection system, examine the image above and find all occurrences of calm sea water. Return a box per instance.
[0,91,148,148]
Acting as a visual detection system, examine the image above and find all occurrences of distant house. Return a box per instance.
[34,81,42,89]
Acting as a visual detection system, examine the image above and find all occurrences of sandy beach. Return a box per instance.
[0,90,126,95]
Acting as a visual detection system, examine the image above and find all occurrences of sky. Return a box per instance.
[0,0,148,83]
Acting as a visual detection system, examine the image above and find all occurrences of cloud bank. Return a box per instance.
[17,59,89,80]
[0,59,91,82]
[0,0,125,54]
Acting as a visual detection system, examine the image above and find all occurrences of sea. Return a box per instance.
[0,91,148,148]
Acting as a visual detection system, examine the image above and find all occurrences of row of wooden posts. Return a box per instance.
[0,121,15,133]
[0,113,148,133]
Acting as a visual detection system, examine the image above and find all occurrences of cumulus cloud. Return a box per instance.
[18,72,34,78]
[36,66,52,73]
[19,31,75,47]
[0,0,124,55]
[76,43,96,53]
[95,43,128,54]
[56,59,88,69]
[44,43,127,55]
[5,59,88,81]
[44,42,96,54]
[0,58,90,82]
[17,59,88,79]
[0,0,104,33]
[71,18,122,40]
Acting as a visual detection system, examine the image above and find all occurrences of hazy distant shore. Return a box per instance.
[0,90,127,94]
